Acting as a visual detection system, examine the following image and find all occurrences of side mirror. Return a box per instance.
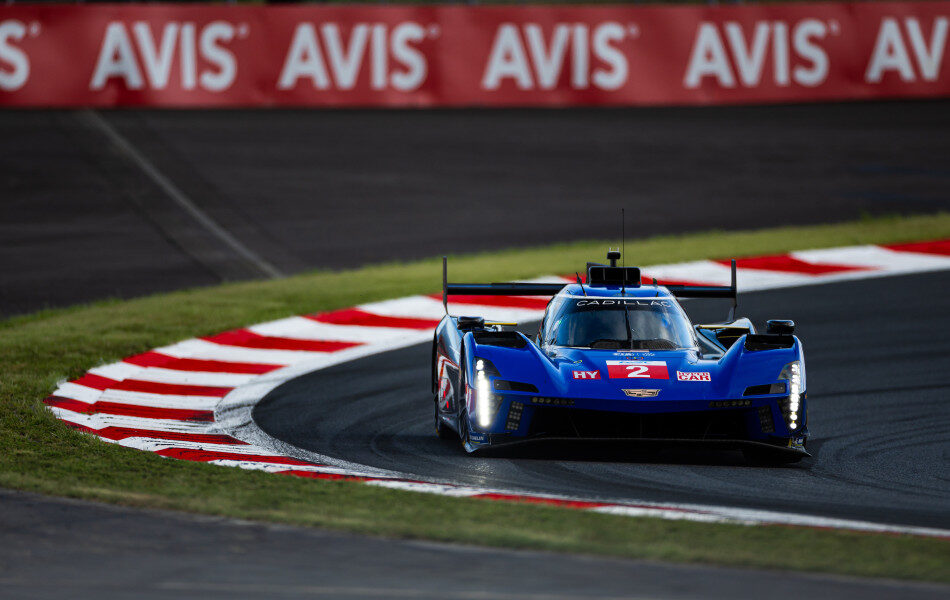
[766,319,795,335]
[457,316,485,330]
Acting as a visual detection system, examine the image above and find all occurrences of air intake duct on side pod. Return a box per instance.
[473,330,527,348]
[493,380,538,393]
[744,334,795,352]
[743,383,786,396]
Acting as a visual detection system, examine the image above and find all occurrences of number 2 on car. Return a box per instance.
[606,360,669,379]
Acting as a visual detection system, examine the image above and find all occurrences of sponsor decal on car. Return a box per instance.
[572,370,601,380]
[436,353,457,408]
[677,371,711,382]
[606,360,669,379]
[623,389,660,397]
[575,299,673,308]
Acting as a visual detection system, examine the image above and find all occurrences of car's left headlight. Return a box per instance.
[475,359,494,429]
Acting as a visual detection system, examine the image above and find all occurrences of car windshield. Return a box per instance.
[545,297,695,350]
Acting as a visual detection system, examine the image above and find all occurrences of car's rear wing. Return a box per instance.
[441,257,566,312]
[666,259,738,319]
[442,256,738,320]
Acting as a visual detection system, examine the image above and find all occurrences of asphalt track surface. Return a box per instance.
[3,101,950,316]
[255,271,950,531]
[4,488,949,600]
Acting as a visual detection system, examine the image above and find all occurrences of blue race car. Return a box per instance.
[432,251,808,464]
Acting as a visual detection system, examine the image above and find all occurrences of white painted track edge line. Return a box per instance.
[80,109,283,279]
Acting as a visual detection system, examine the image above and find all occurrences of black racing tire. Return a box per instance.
[458,408,479,455]
[456,349,483,455]
[457,349,470,451]
[434,397,454,440]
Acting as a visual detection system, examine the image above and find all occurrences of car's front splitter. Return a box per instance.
[468,434,811,459]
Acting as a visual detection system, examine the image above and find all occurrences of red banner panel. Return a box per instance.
[0,2,947,107]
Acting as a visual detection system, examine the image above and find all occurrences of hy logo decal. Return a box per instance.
[572,370,601,380]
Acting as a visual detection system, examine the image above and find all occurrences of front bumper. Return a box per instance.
[468,393,808,453]
[472,434,811,459]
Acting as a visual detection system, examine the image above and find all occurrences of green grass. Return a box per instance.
[3,213,950,582]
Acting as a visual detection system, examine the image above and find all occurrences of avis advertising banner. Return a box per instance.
[0,2,947,107]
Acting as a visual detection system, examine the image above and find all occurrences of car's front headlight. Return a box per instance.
[779,361,803,430]
[475,359,493,429]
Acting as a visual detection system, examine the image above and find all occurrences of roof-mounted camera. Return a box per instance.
[606,249,621,267]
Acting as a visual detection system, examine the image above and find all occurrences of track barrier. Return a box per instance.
[1,2,948,107]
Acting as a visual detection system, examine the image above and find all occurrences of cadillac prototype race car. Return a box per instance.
[432,251,808,464]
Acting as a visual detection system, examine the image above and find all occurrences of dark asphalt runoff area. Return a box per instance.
[3,488,948,600]
[3,101,950,316]
[255,271,950,530]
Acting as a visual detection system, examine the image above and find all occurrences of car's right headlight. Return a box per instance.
[778,361,802,430]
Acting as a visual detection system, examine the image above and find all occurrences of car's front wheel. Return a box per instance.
[434,397,454,440]
[458,408,481,455]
